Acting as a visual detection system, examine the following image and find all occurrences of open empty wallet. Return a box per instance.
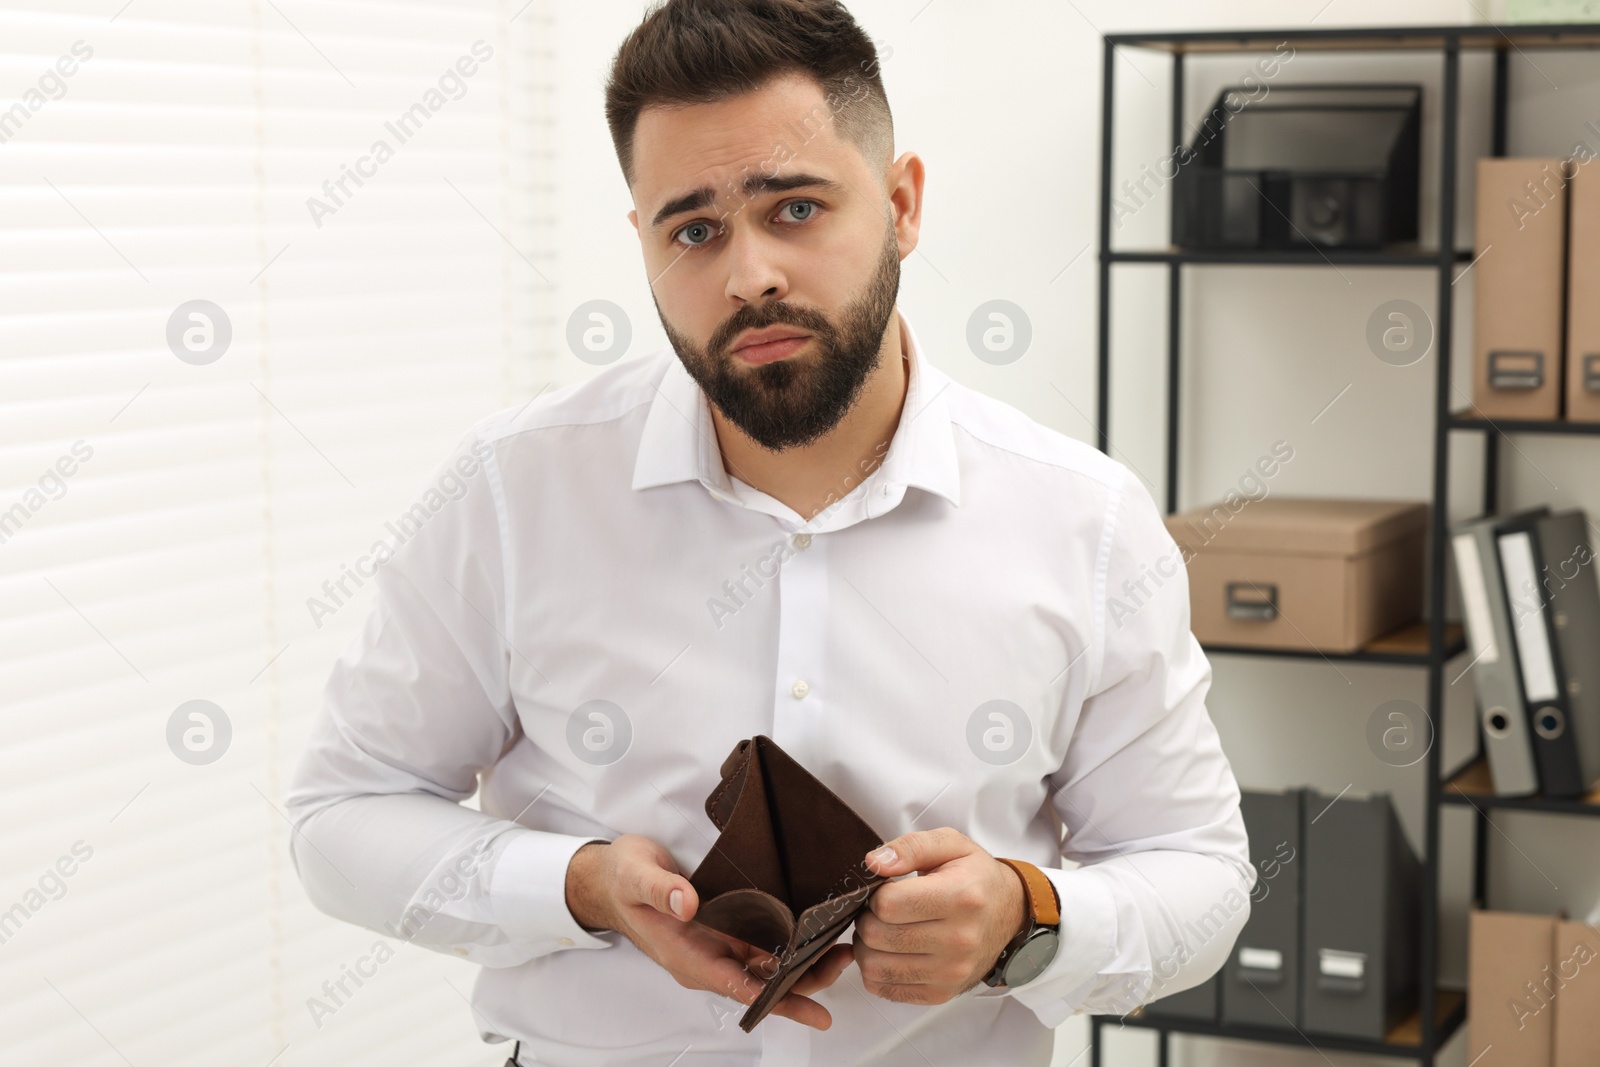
[686,734,891,1032]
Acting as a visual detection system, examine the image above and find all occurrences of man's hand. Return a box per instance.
[852,827,1030,1005]
[564,835,854,1029]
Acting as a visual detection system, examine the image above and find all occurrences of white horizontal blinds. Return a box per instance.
[0,1,549,1064]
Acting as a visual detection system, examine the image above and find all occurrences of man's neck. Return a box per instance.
[709,311,909,523]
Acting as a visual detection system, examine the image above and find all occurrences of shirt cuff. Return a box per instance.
[969,864,1118,1028]
[490,829,620,954]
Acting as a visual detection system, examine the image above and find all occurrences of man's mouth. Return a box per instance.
[733,335,811,365]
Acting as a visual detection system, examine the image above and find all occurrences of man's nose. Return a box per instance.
[724,226,788,305]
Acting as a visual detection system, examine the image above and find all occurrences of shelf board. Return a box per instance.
[1105,246,1471,268]
[1448,413,1600,436]
[1202,620,1464,666]
[1114,988,1465,1058]
[1442,757,1600,816]
[1108,24,1600,54]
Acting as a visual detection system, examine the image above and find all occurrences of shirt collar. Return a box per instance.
[632,307,962,512]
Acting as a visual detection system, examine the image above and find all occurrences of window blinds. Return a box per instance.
[0,1,555,1063]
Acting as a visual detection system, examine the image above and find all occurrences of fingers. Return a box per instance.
[696,946,834,1030]
[770,990,833,1030]
[866,826,976,877]
[854,908,943,954]
[865,873,952,925]
[852,939,943,992]
[790,942,855,996]
[625,853,698,920]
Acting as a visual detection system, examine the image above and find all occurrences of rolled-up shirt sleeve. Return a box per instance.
[975,463,1254,1027]
[284,428,620,969]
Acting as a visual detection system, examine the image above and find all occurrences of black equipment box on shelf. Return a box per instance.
[1172,83,1422,250]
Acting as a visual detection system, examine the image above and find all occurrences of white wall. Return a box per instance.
[544,3,1600,1067]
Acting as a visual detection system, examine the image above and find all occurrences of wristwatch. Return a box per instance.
[982,858,1061,988]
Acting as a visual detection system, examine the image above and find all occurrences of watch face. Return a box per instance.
[1003,928,1060,987]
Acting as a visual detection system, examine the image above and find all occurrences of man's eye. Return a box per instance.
[672,200,819,249]
[673,221,718,248]
[779,200,818,223]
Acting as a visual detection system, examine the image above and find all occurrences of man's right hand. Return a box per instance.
[564,835,854,1030]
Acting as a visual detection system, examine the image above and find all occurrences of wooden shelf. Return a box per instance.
[1120,988,1465,1057]
[1387,989,1466,1047]
[1105,245,1471,268]
[1448,413,1600,436]
[1109,24,1600,54]
[1202,620,1464,666]
[1442,757,1600,817]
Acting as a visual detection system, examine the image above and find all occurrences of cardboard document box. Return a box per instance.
[1469,909,1556,1066]
[1553,918,1600,1067]
[1567,160,1600,423]
[1473,157,1568,421]
[1164,497,1428,653]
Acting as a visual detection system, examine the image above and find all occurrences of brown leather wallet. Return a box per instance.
[686,735,890,1032]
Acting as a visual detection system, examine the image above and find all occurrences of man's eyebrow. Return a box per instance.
[649,172,844,233]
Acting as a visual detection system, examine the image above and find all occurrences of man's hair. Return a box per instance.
[604,0,893,190]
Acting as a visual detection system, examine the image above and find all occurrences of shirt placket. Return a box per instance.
[769,525,828,757]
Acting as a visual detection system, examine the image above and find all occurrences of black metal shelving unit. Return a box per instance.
[1088,21,1600,1067]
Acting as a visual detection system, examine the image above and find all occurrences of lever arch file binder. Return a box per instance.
[1529,510,1600,793]
[1498,519,1587,797]
[1450,507,1549,796]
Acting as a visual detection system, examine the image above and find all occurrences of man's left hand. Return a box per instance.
[851,826,1030,1005]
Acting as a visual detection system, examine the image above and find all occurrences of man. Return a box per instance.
[286,1,1253,1064]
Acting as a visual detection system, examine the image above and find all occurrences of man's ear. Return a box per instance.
[628,208,639,235]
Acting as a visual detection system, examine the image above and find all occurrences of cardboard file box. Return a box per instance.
[1469,909,1556,1066]
[1553,918,1600,1067]
[1164,497,1428,653]
[1567,160,1600,423]
[1473,157,1568,421]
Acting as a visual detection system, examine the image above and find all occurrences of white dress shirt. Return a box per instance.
[286,307,1253,1067]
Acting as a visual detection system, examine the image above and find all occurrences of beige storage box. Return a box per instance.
[1163,497,1428,653]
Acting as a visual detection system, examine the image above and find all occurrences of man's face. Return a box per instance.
[628,73,904,452]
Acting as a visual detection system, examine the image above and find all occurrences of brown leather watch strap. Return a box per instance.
[996,857,1060,927]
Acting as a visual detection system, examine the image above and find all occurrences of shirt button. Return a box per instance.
[793,533,812,550]
[453,946,468,957]
[791,679,811,699]
[557,937,574,946]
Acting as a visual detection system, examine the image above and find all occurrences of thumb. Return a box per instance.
[637,864,698,921]
[865,826,975,877]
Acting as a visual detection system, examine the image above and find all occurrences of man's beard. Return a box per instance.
[657,222,901,452]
